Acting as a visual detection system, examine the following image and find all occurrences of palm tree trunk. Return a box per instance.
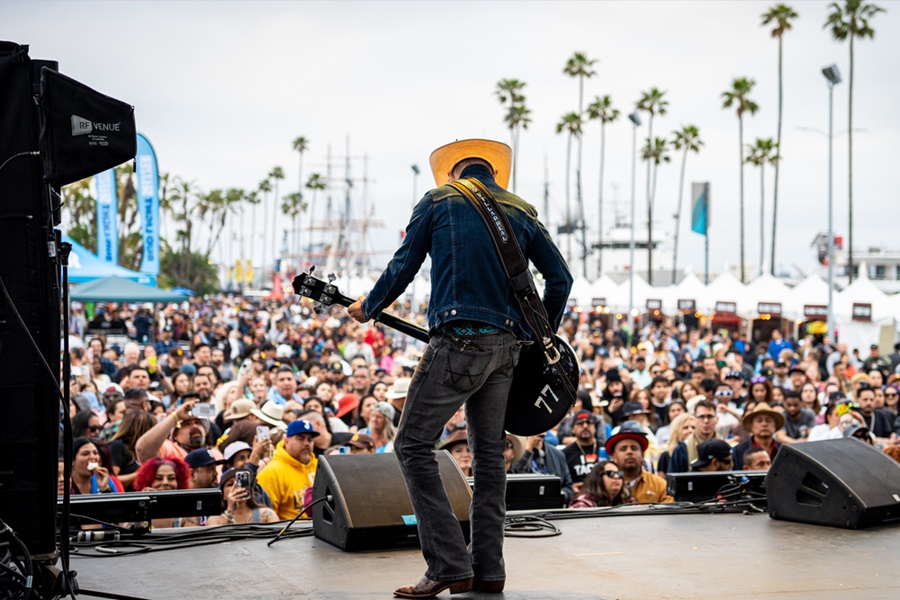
[738,116,746,283]
[847,33,855,282]
[565,134,573,265]
[577,78,587,278]
[272,181,279,271]
[261,190,269,277]
[597,122,606,278]
[650,156,660,285]
[298,154,305,267]
[511,125,518,193]
[759,162,765,277]
[672,147,688,284]
[250,199,257,285]
[577,167,587,278]
[771,35,783,276]
[646,116,654,285]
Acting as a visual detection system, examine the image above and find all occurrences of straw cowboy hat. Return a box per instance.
[741,402,785,430]
[385,378,411,400]
[429,139,512,189]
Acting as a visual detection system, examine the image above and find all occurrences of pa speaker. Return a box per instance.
[0,41,61,558]
[766,438,900,529]
[311,451,472,551]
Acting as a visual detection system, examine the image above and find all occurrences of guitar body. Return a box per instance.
[292,271,578,437]
[504,335,579,436]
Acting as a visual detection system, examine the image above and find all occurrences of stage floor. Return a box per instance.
[71,509,900,600]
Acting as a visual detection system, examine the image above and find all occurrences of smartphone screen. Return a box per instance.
[192,403,216,418]
[256,425,271,440]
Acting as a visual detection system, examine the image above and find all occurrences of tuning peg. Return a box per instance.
[327,273,336,283]
[309,265,317,274]
[313,301,324,314]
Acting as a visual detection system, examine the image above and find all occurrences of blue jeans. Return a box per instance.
[394,331,522,583]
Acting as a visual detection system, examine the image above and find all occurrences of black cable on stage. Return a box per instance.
[0,519,34,600]
[503,515,561,538]
[70,522,314,558]
[267,496,328,547]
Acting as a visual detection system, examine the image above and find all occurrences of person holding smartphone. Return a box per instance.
[206,468,278,526]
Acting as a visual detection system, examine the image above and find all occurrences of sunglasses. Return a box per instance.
[88,425,102,432]
[715,390,734,397]
[886,392,899,398]
[696,414,716,420]
[603,470,624,479]
[750,376,768,384]
[505,442,515,450]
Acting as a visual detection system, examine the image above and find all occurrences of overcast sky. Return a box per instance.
[4,0,899,282]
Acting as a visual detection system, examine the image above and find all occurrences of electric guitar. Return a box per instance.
[292,269,579,436]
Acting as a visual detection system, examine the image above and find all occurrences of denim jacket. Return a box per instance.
[361,165,572,338]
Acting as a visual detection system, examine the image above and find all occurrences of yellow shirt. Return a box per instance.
[629,468,674,504]
[256,441,318,520]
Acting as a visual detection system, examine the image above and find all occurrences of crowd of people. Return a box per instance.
[60,295,900,525]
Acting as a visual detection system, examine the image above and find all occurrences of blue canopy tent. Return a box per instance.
[70,276,187,303]
[63,234,155,285]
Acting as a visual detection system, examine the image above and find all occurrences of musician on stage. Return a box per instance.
[349,139,571,598]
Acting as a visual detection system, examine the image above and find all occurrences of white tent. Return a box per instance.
[743,273,791,316]
[835,273,892,320]
[568,276,594,307]
[784,274,831,319]
[589,274,620,308]
[703,272,748,314]
[834,270,895,350]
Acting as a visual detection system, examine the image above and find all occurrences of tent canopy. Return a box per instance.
[64,234,154,284]
[71,276,187,303]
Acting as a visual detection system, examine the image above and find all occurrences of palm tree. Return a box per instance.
[641,137,671,283]
[305,173,326,265]
[292,136,310,198]
[196,188,226,256]
[495,79,532,192]
[556,111,583,266]
[745,138,779,277]
[282,191,307,259]
[269,166,285,267]
[586,95,620,277]
[671,125,704,283]
[564,52,597,277]
[722,77,759,283]
[257,178,272,275]
[171,176,197,278]
[825,0,884,282]
[636,88,669,284]
[762,3,799,276]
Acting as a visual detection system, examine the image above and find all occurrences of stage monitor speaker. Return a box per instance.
[767,438,900,529]
[666,470,767,503]
[467,474,564,511]
[312,451,472,552]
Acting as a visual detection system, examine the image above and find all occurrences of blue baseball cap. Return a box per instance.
[184,448,223,469]
[286,419,320,438]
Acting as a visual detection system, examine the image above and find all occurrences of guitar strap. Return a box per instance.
[448,178,561,366]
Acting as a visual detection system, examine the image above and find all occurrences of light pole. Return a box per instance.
[627,111,642,342]
[823,64,841,342]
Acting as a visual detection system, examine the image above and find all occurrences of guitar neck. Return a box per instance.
[331,292,429,344]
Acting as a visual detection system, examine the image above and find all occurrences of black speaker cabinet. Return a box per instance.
[467,474,564,511]
[311,451,472,551]
[0,42,61,557]
[767,438,900,529]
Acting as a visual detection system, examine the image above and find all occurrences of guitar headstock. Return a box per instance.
[291,268,352,310]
